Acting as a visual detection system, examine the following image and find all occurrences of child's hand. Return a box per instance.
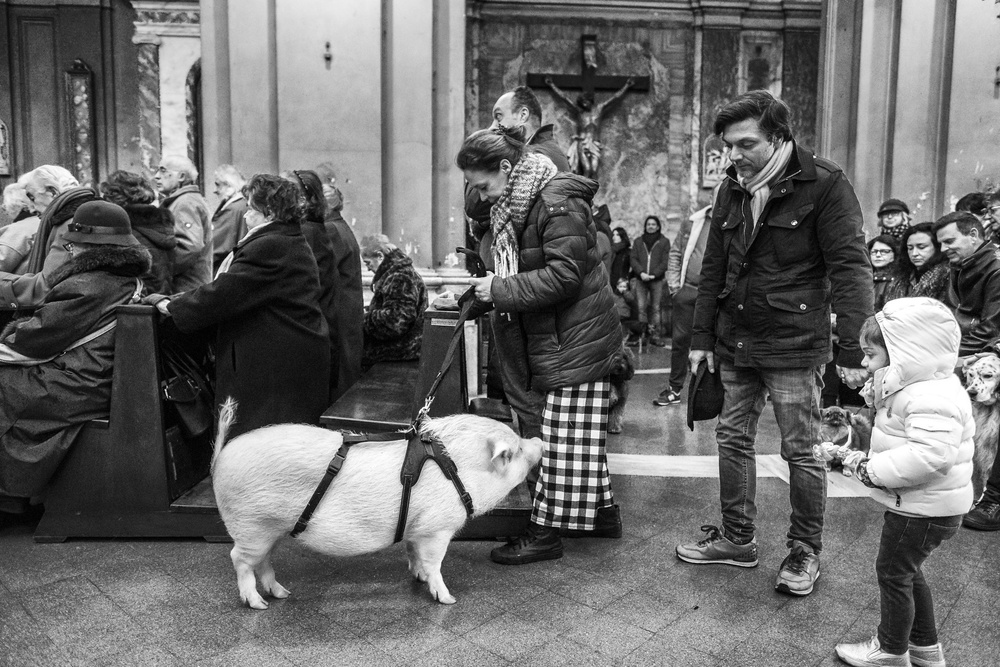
[812,441,841,463]
[841,450,866,474]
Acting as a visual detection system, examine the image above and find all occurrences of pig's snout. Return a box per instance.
[522,437,544,467]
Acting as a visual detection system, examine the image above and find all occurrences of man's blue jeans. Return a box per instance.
[716,360,827,552]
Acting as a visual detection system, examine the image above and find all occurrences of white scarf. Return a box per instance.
[739,139,794,231]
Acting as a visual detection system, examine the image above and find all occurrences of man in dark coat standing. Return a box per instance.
[322,185,363,402]
[676,91,872,598]
[464,86,570,439]
[210,164,248,274]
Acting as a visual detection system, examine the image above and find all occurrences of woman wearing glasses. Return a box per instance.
[867,235,899,311]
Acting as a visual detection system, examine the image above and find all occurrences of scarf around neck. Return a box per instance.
[739,139,794,229]
[490,153,558,278]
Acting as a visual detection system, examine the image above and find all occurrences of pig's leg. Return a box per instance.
[411,531,456,604]
[231,542,271,610]
[406,541,428,582]
[257,552,290,600]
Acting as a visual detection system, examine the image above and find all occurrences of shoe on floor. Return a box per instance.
[908,642,945,667]
[653,389,681,406]
[835,636,911,666]
[675,525,758,567]
[490,523,563,565]
[962,500,1000,530]
[775,542,820,596]
[560,504,623,538]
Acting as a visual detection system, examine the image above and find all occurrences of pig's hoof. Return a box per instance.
[431,588,456,605]
[268,582,291,599]
[243,593,269,610]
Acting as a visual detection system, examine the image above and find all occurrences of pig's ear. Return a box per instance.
[489,438,515,469]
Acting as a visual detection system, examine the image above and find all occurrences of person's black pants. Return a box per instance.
[668,285,697,392]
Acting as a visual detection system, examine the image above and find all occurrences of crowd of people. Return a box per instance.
[1,84,998,667]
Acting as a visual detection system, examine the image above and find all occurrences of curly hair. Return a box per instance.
[242,174,301,224]
[100,170,156,206]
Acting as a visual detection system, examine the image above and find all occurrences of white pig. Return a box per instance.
[211,400,543,610]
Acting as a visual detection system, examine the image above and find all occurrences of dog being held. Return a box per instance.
[210,400,543,609]
[814,406,872,476]
[608,345,636,434]
[963,353,1000,501]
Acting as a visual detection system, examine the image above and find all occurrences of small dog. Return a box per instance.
[963,353,1000,501]
[608,346,636,434]
[817,406,872,476]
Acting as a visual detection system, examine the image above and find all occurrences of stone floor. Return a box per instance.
[2,345,998,666]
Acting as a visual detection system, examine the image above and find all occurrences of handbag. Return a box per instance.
[160,339,215,439]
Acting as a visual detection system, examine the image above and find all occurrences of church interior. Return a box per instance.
[1,1,999,665]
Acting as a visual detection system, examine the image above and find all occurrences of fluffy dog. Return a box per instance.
[964,353,1000,501]
[608,346,636,434]
[817,406,872,475]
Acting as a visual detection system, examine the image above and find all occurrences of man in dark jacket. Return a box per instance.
[323,186,364,402]
[629,215,670,346]
[210,164,247,273]
[463,86,570,439]
[933,211,1000,356]
[676,91,873,598]
[360,235,428,368]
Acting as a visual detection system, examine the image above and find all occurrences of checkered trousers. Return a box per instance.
[531,378,614,531]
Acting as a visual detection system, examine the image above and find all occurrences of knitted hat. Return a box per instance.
[63,200,140,247]
[878,198,909,216]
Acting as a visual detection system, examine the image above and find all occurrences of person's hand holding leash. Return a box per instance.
[469,273,496,303]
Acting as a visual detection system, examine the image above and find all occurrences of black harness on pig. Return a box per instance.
[290,266,487,541]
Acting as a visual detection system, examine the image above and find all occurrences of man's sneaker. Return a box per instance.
[835,636,911,666]
[653,389,681,406]
[908,642,945,667]
[962,500,1000,531]
[675,525,758,567]
[775,543,820,596]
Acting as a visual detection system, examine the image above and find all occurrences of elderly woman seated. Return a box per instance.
[0,201,149,515]
[360,234,428,369]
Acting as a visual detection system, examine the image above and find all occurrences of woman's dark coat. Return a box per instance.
[883,256,951,307]
[0,244,150,497]
[363,248,428,366]
[490,173,623,392]
[324,211,364,401]
[124,204,176,294]
[301,216,339,396]
[168,220,330,439]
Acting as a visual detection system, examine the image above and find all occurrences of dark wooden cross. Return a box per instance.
[526,34,650,97]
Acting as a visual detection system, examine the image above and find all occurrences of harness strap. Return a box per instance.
[290,442,352,538]
[394,431,475,544]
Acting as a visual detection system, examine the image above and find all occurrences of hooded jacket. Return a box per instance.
[864,297,975,517]
[489,173,623,391]
[948,240,1000,356]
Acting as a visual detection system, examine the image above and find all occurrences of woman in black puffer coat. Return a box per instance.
[100,171,176,294]
[458,126,623,566]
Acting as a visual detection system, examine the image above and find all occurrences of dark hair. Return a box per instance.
[893,222,942,278]
[612,226,630,246]
[510,86,542,124]
[456,126,526,172]
[859,315,886,354]
[242,174,301,224]
[100,170,156,206]
[285,169,327,222]
[867,234,899,256]
[713,90,793,142]
[932,211,983,239]
[956,192,988,216]
[643,215,662,232]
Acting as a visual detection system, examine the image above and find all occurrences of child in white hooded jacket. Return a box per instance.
[818,297,974,667]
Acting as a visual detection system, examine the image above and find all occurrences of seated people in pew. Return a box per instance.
[0,201,150,515]
[0,165,98,313]
[147,174,330,441]
[360,234,428,370]
[99,170,177,294]
[1,179,41,274]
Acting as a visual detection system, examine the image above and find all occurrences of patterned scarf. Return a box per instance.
[490,153,558,278]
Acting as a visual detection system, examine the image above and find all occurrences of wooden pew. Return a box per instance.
[33,305,228,542]
[322,309,531,539]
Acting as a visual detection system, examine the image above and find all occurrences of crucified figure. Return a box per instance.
[546,75,635,179]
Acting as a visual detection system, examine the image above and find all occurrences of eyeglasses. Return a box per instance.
[63,242,75,253]
[870,249,894,256]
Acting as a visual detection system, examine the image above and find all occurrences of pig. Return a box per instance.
[210,400,544,610]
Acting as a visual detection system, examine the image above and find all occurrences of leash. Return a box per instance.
[291,263,487,540]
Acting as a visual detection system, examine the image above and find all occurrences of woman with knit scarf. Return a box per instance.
[883,222,951,306]
[459,126,624,565]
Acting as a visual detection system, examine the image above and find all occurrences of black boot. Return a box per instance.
[560,504,623,538]
[490,522,563,565]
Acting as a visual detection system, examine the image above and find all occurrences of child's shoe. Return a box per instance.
[908,642,945,667]
[835,636,911,666]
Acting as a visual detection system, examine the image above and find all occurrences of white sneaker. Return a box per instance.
[835,636,911,666]
[908,642,945,667]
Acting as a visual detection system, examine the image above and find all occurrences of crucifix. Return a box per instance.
[527,35,650,179]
